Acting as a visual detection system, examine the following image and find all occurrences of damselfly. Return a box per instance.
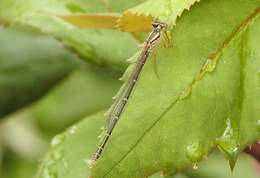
[92,21,169,162]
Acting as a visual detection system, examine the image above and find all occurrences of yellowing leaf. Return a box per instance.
[116,13,153,32]
[60,13,120,29]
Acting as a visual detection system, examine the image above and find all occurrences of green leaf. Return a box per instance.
[126,0,200,23]
[117,0,200,32]
[239,16,260,146]
[0,0,139,71]
[1,151,37,178]
[36,114,259,178]
[36,111,105,178]
[0,26,78,118]
[32,67,121,135]
[90,1,260,177]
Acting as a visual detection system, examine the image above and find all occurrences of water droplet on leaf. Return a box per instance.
[185,142,204,163]
[203,59,217,72]
[51,149,64,161]
[69,126,77,135]
[51,134,65,148]
[192,163,198,170]
[180,87,191,100]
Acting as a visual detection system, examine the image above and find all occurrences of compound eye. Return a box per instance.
[152,22,159,28]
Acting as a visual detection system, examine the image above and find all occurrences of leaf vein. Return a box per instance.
[103,7,260,177]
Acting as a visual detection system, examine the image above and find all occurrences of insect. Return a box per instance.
[91,21,169,162]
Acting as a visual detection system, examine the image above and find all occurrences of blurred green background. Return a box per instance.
[0,25,123,178]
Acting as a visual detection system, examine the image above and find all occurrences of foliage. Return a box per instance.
[0,0,139,71]
[0,0,259,178]
[0,26,79,118]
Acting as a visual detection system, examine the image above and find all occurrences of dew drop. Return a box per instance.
[104,112,108,117]
[185,142,204,163]
[83,159,93,168]
[222,118,233,138]
[203,59,217,72]
[192,163,198,170]
[51,134,65,148]
[256,120,260,132]
[51,149,64,161]
[180,87,191,100]
[69,126,77,135]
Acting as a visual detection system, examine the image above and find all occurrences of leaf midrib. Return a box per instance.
[101,7,260,178]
